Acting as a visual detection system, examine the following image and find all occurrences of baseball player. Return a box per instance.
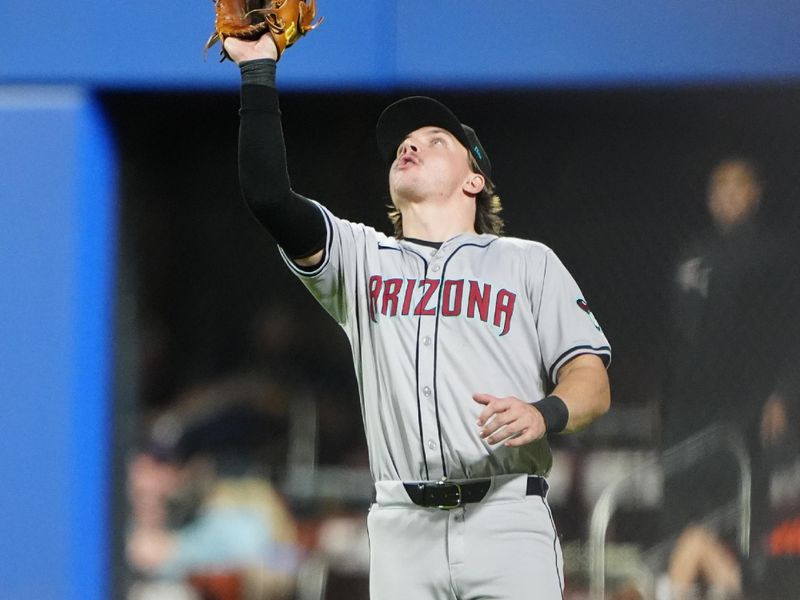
[225,33,612,600]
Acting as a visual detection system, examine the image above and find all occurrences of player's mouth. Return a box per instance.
[395,155,420,169]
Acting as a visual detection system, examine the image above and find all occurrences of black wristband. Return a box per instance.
[239,58,277,87]
[532,395,569,434]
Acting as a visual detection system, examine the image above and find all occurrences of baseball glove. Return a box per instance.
[205,0,322,61]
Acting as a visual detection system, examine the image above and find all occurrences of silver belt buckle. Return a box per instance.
[435,478,462,510]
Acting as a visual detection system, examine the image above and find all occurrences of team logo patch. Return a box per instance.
[576,298,602,331]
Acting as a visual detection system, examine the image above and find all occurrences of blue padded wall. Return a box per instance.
[0,87,116,600]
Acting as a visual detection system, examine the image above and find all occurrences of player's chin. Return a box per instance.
[389,179,424,205]
[389,169,414,188]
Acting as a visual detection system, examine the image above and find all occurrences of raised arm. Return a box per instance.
[225,35,326,266]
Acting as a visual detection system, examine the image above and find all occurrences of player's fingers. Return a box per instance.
[479,411,515,438]
[484,414,529,444]
[474,394,509,426]
[484,424,517,445]
[472,394,498,425]
[472,392,498,406]
[503,428,536,447]
[480,401,526,431]
[494,409,546,446]
[505,423,545,448]
[478,402,508,427]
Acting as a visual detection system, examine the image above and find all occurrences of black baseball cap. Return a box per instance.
[376,96,492,179]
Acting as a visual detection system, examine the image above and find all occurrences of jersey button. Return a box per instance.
[422,336,432,346]
[431,264,441,272]
[427,440,437,450]
[422,386,432,397]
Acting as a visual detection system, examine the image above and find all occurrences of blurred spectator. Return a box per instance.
[126,376,300,600]
[661,157,798,524]
[656,157,800,598]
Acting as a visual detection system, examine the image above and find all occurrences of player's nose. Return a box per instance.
[397,138,419,156]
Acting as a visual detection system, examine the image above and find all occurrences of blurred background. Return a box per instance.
[3,2,800,599]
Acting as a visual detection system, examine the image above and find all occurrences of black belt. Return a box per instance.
[402,476,548,510]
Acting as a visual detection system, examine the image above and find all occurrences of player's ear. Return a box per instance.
[463,173,485,196]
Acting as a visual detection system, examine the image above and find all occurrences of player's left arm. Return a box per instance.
[549,353,610,432]
[475,353,610,447]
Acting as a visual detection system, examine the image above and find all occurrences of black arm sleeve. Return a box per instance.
[238,59,326,259]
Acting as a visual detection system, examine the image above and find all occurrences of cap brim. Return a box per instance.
[376,96,473,164]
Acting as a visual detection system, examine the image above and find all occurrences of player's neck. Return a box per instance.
[399,199,476,243]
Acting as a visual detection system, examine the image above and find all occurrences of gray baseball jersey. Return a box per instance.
[280,202,611,484]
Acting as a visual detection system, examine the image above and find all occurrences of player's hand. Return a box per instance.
[473,393,546,447]
[223,33,279,64]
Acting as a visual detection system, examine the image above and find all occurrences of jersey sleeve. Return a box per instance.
[277,201,373,326]
[534,248,611,385]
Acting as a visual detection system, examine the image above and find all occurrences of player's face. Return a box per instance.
[388,126,474,205]
[707,161,761,231]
